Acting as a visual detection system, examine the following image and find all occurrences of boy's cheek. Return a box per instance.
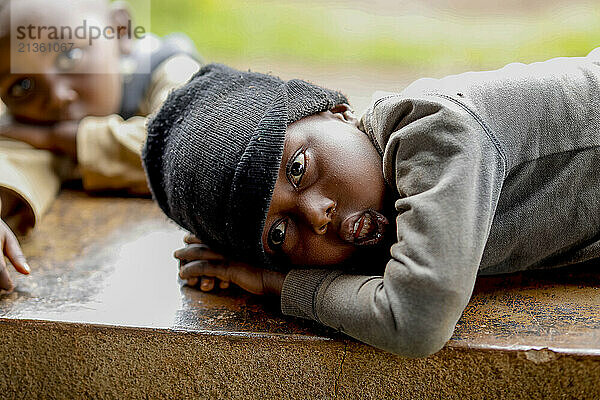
[75,74,123,117]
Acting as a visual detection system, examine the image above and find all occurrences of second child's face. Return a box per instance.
[0,1,124,123]
[262,106,389,266]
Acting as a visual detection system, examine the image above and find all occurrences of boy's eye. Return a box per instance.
[268,219,287,249]
[287,149,306,187]
[56,48,84,72]
[8,78,35,99]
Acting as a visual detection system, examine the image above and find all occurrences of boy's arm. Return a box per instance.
[77,55,200,193]
[281,95,506,357]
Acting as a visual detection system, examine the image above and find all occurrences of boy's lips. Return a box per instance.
[340,210,389,246]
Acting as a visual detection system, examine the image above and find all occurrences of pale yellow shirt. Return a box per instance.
[0,54,200,234]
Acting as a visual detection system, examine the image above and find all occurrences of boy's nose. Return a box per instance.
[299,192,336,235]
[47,79,78,113]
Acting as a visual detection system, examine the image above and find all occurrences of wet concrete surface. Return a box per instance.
[0,190,337,338]
[455,263,600,355]
[1,190,599,398]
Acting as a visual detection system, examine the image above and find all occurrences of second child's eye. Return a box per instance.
[8,78,34,99]
[56,48,84,72]
[287,149,306,187]
[268,219,287,249]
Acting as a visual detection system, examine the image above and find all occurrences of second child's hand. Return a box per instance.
[0,117,78,160]
[174,234,286,296]
[0,218,30,292]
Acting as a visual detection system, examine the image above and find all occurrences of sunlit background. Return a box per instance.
[137,0,599,112]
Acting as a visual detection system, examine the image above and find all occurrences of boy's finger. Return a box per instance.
[4,235,30,275]
[184,234,203,244]
[179,260,212,278]
[174,244,226,262]
[0,259,14,292]
[186,277,198,287]
[219,280,230,289]
[200,277,215,291]
[179,260,209,279]
[174,243,213,258]
[180,260,229,281]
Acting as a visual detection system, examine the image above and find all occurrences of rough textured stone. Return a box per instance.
[1,191,599,399]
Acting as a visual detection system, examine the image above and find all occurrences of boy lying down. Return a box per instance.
[142,48,600,357]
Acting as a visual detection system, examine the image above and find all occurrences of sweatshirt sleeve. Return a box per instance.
[281,94,506,357]
[77,54,200,193]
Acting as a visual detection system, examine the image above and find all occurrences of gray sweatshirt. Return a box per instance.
[280,48,600,357]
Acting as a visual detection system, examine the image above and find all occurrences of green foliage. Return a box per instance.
[145,0,600,69]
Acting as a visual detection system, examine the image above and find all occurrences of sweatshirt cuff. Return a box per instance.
[280,269,343,322]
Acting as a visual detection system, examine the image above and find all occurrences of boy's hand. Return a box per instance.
[175,234,285,296]
[0,118,78,160]
[0,218,30,292]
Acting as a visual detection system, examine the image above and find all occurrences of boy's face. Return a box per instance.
[0,0,126,123]
[262,106,389,266]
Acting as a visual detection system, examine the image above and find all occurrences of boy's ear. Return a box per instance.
[329,103,359,127]
[109,1,133,55]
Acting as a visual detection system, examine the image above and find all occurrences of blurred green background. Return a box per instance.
[145,0,599,70]
[130,0,600,111]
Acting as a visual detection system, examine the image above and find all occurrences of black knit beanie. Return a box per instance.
[143,63,348,268]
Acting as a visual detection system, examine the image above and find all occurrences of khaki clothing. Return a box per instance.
[281,48,600,357]
[0,54,200,233]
